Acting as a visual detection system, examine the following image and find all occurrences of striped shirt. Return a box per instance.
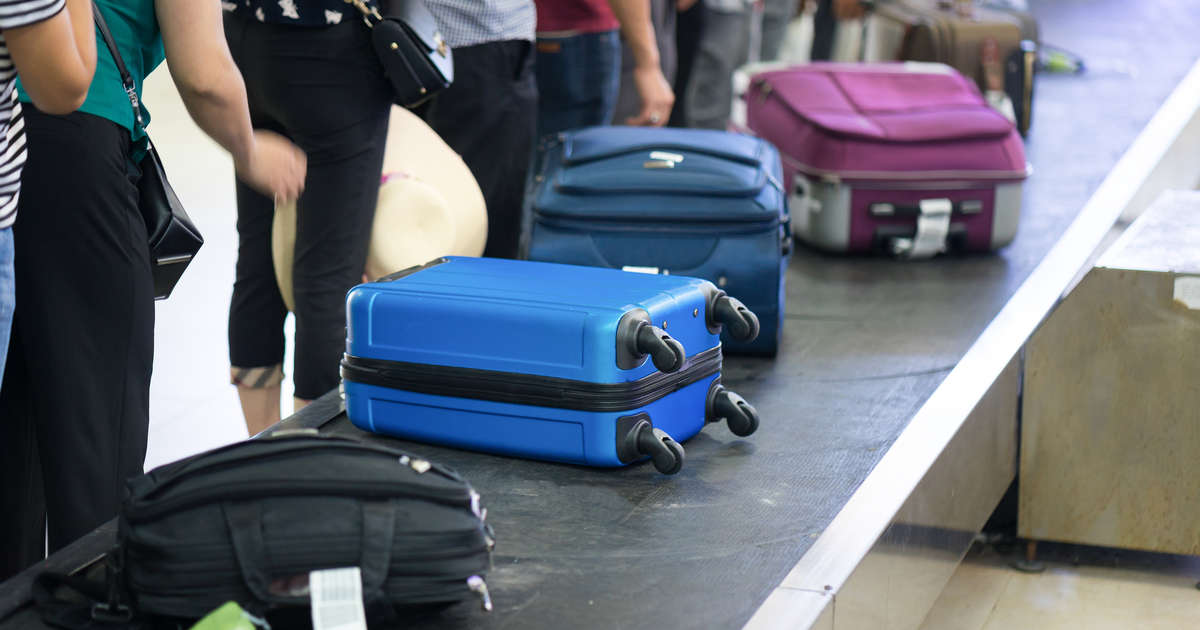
[0,0,66,229]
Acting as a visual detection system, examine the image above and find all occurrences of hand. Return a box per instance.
[832,0,866,20]
[625,65,675,127]
[677,0,700,11]
[235,130,307,203]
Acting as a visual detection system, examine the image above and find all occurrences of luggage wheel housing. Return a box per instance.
[705,381,760,437]
[616,309,686,373]
[702,286,761,343]
[616,413,685,475]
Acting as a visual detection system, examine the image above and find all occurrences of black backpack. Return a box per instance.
[35,432,493,627]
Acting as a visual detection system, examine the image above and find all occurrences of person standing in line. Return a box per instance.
[612,0,683,125]
[0,1,97,377]
[420,0,537,260]
[534,0,675,139]
[670,0,704,127]
[685,0,793,130]
[222,0,394,434]
[811,0,866,61]
[0,0,306,581]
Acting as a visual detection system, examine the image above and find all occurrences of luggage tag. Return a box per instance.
[891,198,952,259]
[1174,276,1200,310]
[310,567,368,630]
[622,265,668,275]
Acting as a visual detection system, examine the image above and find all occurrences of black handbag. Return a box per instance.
[92,2,203,301]
[348,0,454,108]
[34,432,494,626]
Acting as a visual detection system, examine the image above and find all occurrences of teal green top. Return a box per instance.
[18,0,164,146]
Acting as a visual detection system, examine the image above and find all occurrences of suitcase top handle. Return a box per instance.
[562,141,767,171]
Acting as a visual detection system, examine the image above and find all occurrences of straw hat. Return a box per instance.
[272,106,487,311]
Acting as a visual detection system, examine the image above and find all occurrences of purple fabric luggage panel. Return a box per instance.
[745,62,1029,258]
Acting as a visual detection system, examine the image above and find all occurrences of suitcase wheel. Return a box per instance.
[636,323,686,373]
[706,384,760,437]
[620,418,685,475]
[618,310,687,373]
[709,294,761,343]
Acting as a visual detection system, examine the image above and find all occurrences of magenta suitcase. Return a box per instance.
[744,62,1029,258]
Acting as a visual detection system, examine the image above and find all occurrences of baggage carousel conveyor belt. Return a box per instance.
[3,1,1200,627]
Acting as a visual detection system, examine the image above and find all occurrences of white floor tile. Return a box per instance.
[920,544,1200,630]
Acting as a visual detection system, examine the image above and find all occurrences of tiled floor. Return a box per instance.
[141,68,297,469]
[919,542,1200,630]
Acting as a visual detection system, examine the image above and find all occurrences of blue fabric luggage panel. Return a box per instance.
[524,126,790,356]
[340,257,760,475]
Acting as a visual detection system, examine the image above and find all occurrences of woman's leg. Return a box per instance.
[240,19,392,403]
[2,108,151,557]
[229,173,288,435]
[225,14,291,433]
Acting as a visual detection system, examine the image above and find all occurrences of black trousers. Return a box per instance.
[0,110,153,581]
[421,40,537,260]
[224,15,393,400]
[811,0,837,61]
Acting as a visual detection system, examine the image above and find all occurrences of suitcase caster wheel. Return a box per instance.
[710,294,760,342]
[708,385,760,437]
[635,323,686,373]
[627,421,685,475]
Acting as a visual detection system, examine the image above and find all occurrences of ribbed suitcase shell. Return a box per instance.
[342,257,755,472]
[525,126,789,356]
[744,62,1028,256]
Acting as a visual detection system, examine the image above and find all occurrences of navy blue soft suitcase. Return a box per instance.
[340,256,760,474]
[524,126,790,356]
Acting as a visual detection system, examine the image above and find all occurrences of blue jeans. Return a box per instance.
[535,29,622,139]
[0,227,12,384]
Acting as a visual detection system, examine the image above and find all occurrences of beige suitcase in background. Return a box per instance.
[864,0,1037,135]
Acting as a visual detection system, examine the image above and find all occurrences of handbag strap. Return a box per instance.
[345,0,383,25]
[32,549,139,629]
[90,1,145,131]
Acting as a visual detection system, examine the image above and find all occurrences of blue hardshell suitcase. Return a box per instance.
[524,126,790,356]
[340,256,760,474]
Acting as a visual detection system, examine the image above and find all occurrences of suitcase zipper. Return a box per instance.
[778,151,1028,183]
[126,476,472,523]
[127,444,472,519]
[341,346,723,413]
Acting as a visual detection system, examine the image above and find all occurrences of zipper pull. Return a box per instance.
[470,490,483,518]
[467,576,493,612]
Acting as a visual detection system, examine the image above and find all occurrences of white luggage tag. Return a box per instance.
[891,198,952,260]
[310,567,368,630]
